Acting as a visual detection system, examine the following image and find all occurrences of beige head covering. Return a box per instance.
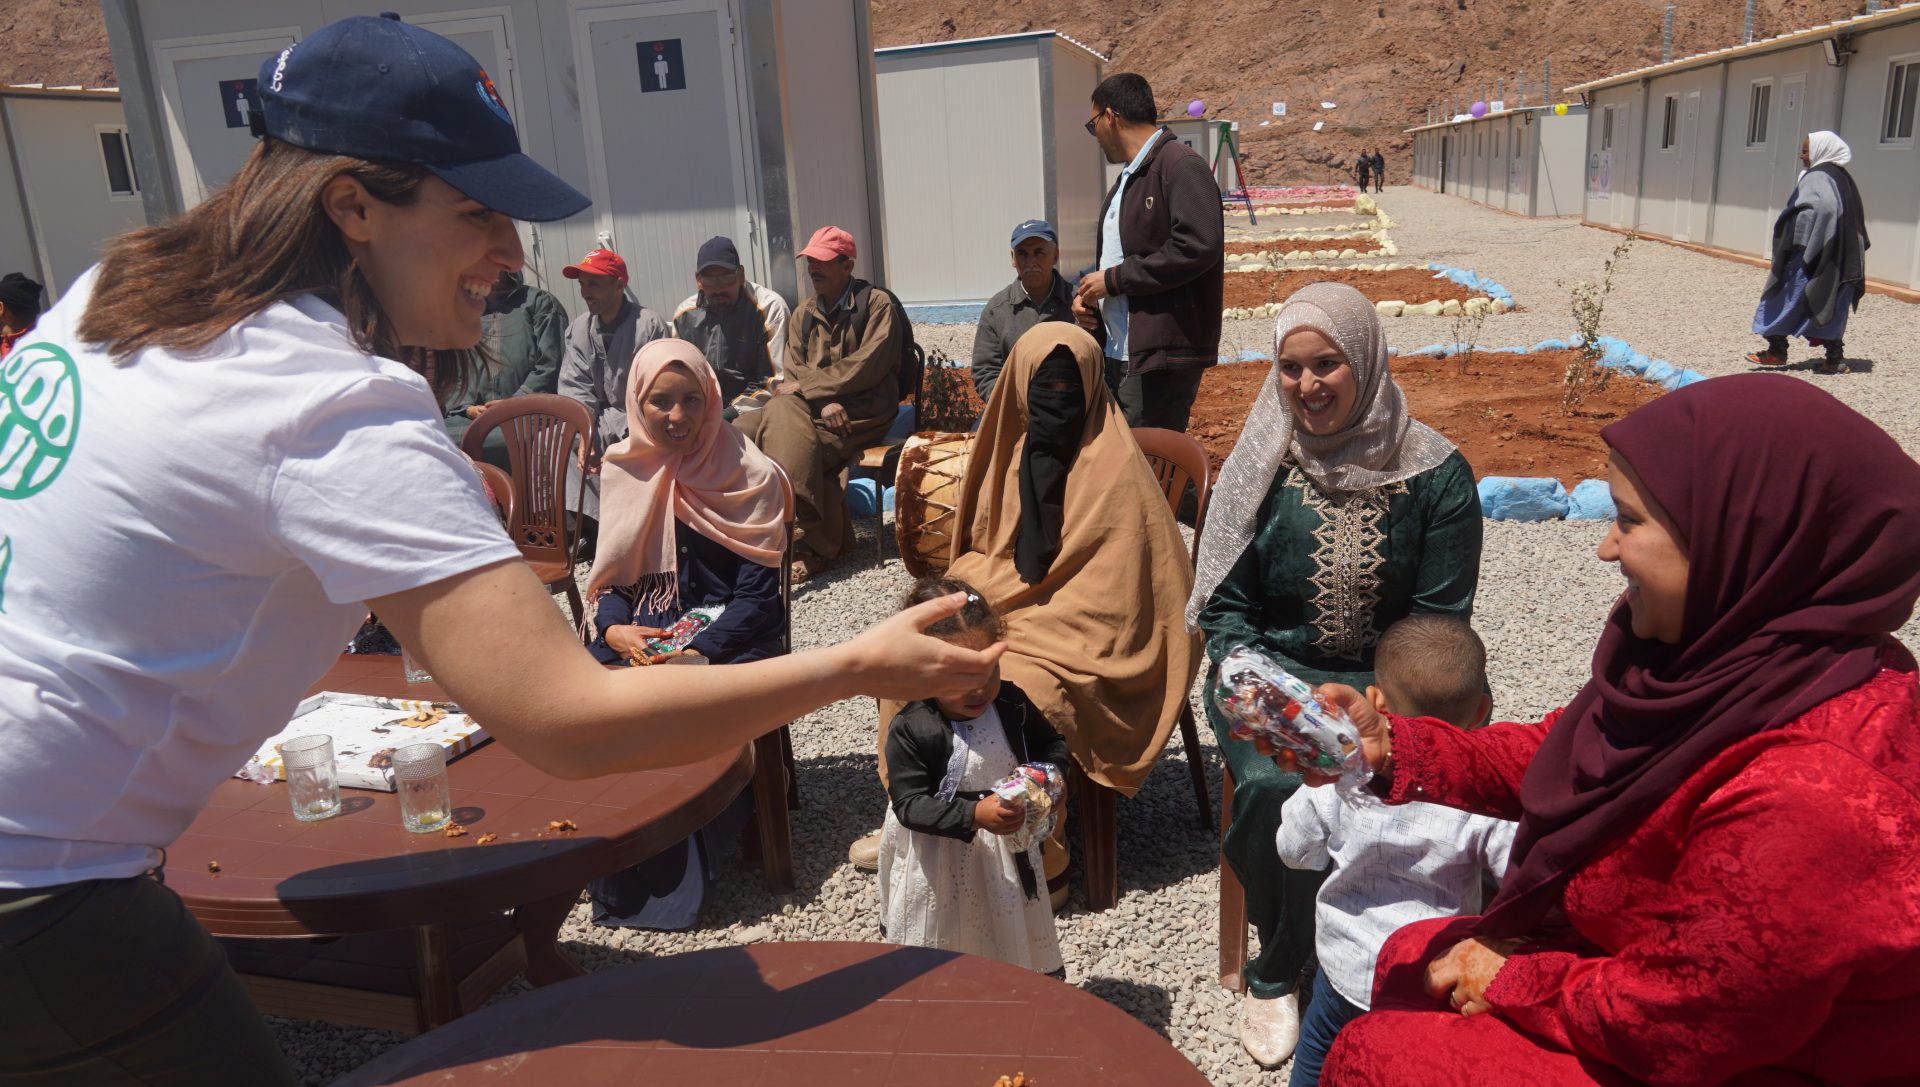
[1186,282,1455,627]
[587,340,789,614]
[945,323,1200,796]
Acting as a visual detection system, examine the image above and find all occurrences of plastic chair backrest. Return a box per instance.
[461,394,592,571]
[771,466,796,656]
[1131,426,1212,567]
[472,460,515,528]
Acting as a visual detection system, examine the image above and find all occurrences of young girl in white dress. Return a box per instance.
[878,577,1067,973]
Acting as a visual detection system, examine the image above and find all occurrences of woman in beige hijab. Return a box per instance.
[946,323,1199,890]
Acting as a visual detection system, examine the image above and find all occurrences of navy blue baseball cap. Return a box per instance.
[257,13,589,223]
[1009,219,1057,247]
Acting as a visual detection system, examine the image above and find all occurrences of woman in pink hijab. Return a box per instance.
[584,340,791,930]
[585,339,789,668]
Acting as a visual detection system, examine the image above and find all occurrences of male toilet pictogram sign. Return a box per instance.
[221,78,262,129]
[637,39,686,92]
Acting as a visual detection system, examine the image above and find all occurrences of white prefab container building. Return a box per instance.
[1570,2,1920,290]
[1407,105,1589,217]
[0,85,151,302]
[874,31,1106,306]
[98,0,889,319]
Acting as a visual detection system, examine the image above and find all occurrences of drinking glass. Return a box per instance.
[281,733,340,822]
[393,742,451,833]
[400,644,433,685]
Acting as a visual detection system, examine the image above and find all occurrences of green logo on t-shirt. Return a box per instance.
[0,341,81,499]
[0,536,10,612]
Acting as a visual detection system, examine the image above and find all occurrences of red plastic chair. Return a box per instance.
[471,460,515,528]
[461,394,592,623]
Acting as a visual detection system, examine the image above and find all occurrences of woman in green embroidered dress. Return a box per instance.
[1190,282,1482,1069]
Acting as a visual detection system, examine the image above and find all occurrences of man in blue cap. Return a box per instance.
[970,219,1076,401]
[671,235,790,408]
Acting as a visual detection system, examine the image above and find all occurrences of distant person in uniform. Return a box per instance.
[559,246,670,523]
[1370,149,1386,193]
[735,226,905,581]
[1074,72,1224,433]
[1748,131,1870,376]
[444,270,567,468]
[971,219,1076,402]
[1356,152,1373,192]
[0,272,44,358]
[671,235,789,408]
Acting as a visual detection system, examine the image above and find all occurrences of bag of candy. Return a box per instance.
[641,605,726,657]
[1210,645,1373,797]
[990,762,1065,850]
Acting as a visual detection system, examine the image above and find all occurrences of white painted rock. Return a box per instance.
[1463,297,1491,316]
[1491,298,1509,315]
[1339,248,1360,259]
[1375,300,1406,316]
[1405,300,1444,317]
[1439,299,1464,316]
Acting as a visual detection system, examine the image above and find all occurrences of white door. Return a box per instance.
[1769,75,1808,229]
[152,28,300,207]
[574,0,755,316]
[1673,90,1702,241]
[1610,105,1633,229]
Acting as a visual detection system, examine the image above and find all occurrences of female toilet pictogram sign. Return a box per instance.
[637,39,686,92]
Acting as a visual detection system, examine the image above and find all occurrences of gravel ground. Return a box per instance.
[281,188,1920,1085]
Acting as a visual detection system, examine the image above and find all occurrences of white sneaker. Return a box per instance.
[847,832,882,872]
[1237,990,1301,1069]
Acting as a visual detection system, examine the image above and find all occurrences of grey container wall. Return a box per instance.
[1407,106,1587,217]
[0,89,151,302]
[99,0,887,320]
[874,31,1105,306]
[1572,4,1920,289]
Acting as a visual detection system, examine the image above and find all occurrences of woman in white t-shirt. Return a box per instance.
[0,17,1000,1086]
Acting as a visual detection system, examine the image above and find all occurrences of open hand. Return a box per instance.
[1425,936,1524,1017]
[973,795,1024,835]
[604,624,669,662]
[775,380,801,397]
[845,593,1007,703]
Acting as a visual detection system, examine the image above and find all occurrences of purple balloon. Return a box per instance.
[1470,100,1489,118]
[1187,99,1205,118]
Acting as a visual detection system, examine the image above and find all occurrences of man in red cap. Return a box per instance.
[559,247,670,523]
[736,226,906,580]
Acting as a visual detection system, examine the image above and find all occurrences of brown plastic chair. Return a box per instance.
[461,394,591,623]
[472,461,515,528]
[1220,766,1249,990]
[1131,426,1215,832]
[748,470,800,893]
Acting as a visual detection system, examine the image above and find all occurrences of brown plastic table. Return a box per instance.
[163,654,752,1033]
[333,941,1212,1086]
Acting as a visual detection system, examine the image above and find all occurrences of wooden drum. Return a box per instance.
[893,431,976,579]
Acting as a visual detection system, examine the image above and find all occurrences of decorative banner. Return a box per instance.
[1272,101,1287,116]
[637,39,686,93]
[1320,101,1337,109]
[220,78,261,129]
[1312,121,1325,132]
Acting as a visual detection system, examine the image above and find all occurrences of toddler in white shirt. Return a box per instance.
[1277,615,1516,1087]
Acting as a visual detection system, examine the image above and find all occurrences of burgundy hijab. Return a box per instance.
[1478,373,1920,938]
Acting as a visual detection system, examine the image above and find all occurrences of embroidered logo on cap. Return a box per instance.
[475,71,511,124]
[269,45,293,92]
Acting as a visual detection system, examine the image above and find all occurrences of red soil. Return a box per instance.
[1224,237,1384,257]
[1187,350,1665,488]
[1222,268,1475,310]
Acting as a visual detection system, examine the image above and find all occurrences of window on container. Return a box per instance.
[1661,95,1679,149]
[97,127,139,197]
[1602,107,1615,150]
[1747,81,1772,147]
[1885,59,1918,142]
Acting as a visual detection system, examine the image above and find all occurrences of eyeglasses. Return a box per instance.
[1084,110,1106,138]
[696,269,739,286]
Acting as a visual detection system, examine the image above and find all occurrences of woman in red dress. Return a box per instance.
[1295,373,1920,1086]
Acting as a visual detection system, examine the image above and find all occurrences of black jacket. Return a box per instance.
[1095,129,1225,374]
[884,682,1070,841]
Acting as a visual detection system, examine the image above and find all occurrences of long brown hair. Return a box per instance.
[79,138,468,400]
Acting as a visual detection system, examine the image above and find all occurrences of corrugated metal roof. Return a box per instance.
[1403,103,1586,134]
[1567,1,1920,93]
[875,29,1109,64]
[4,83,121,99]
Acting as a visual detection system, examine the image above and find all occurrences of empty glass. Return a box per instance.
[393,742,451,833]
[281,733,340,822]
[400,644,433,685]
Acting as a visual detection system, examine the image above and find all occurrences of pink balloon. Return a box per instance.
[1470,100,1489,118]
[1187,99,1205,118]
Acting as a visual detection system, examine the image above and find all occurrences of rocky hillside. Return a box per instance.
[2,0,1871,181]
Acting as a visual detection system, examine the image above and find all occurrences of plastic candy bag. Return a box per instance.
[1211,645,1373,799]
[641,605,726,657]
[990,762,1065,850]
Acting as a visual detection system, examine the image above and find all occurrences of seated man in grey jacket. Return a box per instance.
[970,220,1076,403]
[558,247,671,522]
[444,270,567,470]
